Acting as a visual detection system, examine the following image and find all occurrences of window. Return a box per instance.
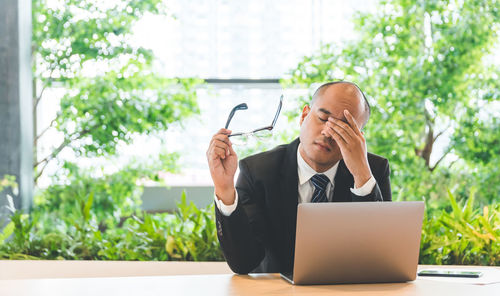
[37,0,376,186]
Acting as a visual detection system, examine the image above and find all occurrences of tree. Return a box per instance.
[32,0,202,182]
[284,0,500,204]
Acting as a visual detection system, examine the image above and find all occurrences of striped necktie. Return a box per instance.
[310,174,330,203]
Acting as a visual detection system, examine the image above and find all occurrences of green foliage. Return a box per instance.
[0,175,18,236]
[0,169,223,261]
[282,0,500,205]
[164,192,222,261]
[2,175,499,265]
[36,152,177,228]
[33,0,203,180]
[452,107,500,166]
[420,190,500,265]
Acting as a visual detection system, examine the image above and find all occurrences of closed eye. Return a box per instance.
[318,117,328,122]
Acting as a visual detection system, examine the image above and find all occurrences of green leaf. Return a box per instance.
[82,191,94,223]
[0,222,15,243]
[447,189,462,219]
[463,187,477,221]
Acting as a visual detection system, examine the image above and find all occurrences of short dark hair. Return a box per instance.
[312,81,371,124]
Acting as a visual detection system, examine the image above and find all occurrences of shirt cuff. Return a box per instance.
[214,190,238,216]
[350,176,376,196]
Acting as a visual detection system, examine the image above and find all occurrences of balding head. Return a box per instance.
[298,80,372,171]
[312,81,370,128]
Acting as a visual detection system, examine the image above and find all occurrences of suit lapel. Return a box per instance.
[278,138,299,266]
[279,138,299,221]
[332,160,354,202]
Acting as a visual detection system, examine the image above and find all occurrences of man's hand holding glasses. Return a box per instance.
[206,95,283,205]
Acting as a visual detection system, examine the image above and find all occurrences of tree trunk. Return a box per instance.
[415,120,434,170]
[421,125,433,168]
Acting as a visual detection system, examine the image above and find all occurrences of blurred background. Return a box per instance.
[1,0,499,264]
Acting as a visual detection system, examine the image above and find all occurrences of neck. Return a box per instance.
[298,144,341,173]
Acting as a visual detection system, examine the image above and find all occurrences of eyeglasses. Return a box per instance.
[224,95,283,145]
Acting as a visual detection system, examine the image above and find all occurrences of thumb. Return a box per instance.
[228,142,237,157]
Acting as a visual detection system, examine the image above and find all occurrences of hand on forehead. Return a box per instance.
[313,83,366,126]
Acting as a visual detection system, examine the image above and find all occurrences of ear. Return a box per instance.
[299,105,310,125]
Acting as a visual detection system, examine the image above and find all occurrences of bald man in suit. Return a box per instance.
[206,82,391,274]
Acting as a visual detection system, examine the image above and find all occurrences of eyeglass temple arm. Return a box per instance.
[225,103,248,129]
[270,95,283,127]
[246,95,284,133]
[251,126,272,133]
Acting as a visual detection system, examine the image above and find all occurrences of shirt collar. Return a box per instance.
[297,143,339,186]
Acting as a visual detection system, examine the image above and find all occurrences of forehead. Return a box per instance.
[312,84,364,118]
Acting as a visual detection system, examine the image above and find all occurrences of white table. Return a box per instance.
[1,261,499,296]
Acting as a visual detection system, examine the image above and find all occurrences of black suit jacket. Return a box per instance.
[215,138,391,274]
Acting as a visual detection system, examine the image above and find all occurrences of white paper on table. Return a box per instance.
[417,267,500,285]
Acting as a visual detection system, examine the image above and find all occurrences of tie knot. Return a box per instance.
[310,174,329,191]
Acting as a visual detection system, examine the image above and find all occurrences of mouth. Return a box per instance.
[314,141,332,152]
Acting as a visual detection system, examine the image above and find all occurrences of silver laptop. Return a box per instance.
[280,201,425,285]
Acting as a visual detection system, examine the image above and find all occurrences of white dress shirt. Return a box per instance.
[215,144,376,216]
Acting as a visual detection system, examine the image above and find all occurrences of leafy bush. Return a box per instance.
[0,166,223,261]
[2,177,499,265]
[420,190,500,265]
[0,191,223,261]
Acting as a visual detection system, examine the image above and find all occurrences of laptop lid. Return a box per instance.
[290,201,425,285]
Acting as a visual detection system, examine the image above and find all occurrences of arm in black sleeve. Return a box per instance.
[214,160,269,274]
[351,158,392,202]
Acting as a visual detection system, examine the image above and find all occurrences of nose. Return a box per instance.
[320,135,333,146]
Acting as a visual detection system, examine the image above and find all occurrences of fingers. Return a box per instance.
[322,126,347,148]
[218,128,232,135]
[326,118,353,143]
[207,129,232,160]
[343,110,362,137]
[324,110,365,144]
[209,141,230,160]
[213,128,232,146]
[211,129,232,148]
[212,145,229,160]
[322,110,367,151]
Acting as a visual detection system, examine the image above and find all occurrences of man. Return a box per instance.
[206,81,391,274]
